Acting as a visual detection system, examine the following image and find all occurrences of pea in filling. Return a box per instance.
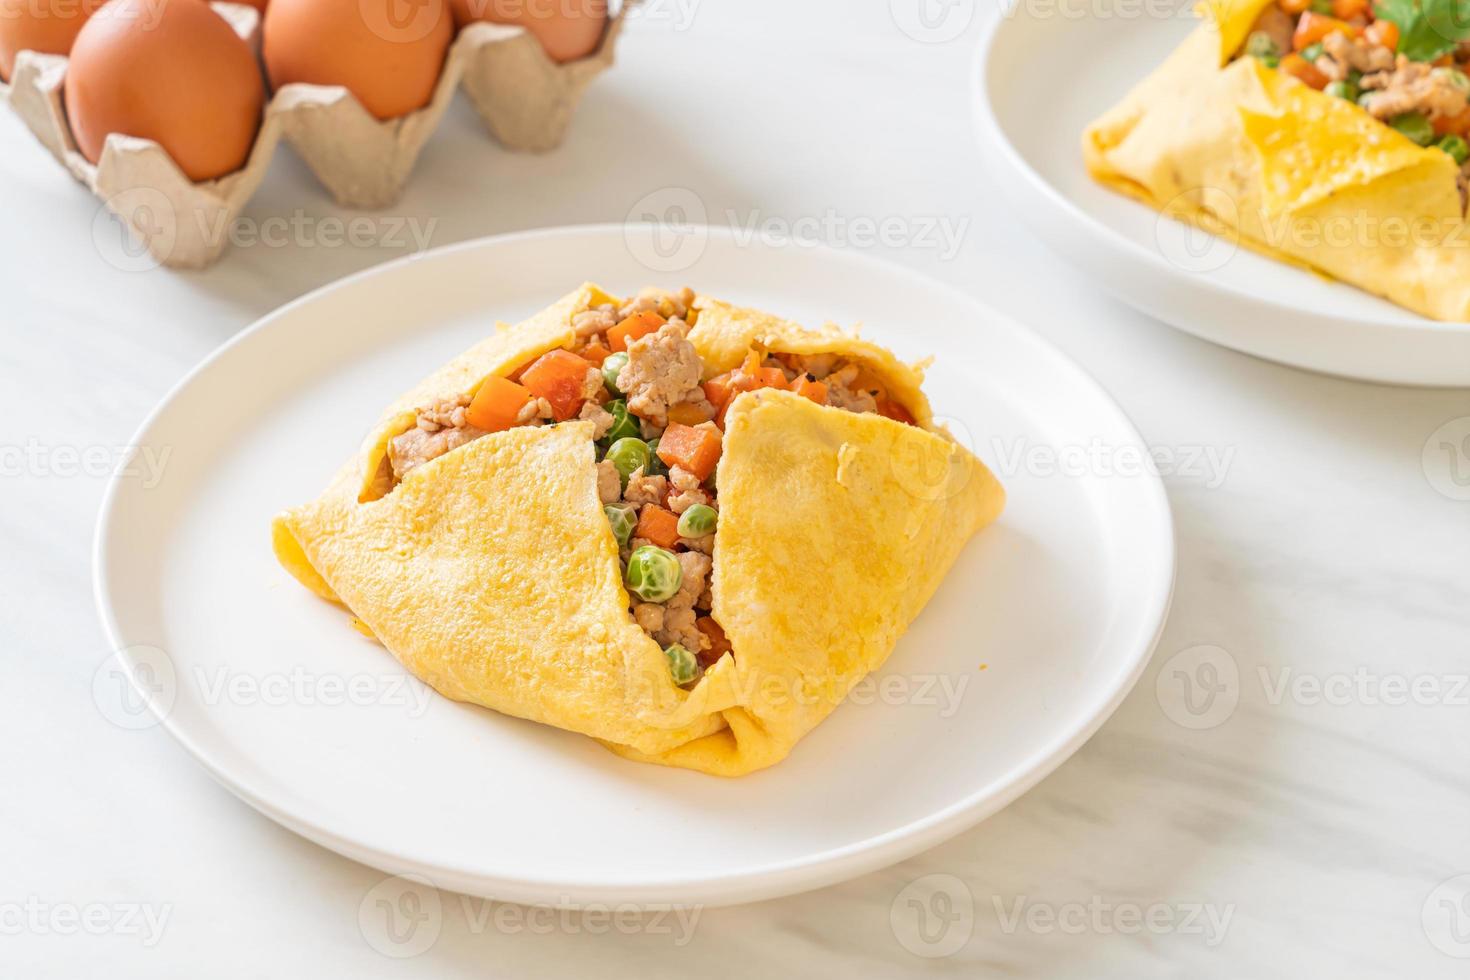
[378,288,915,686]
[1237,0,1470,201]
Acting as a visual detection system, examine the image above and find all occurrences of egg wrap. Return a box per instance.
[271,285,1005,776]
[1083,0,1470,321]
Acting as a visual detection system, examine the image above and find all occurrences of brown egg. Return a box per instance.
[264,0,452,121]
[64,0,265,181]
[0,0,107,83]
[449,0,606,63]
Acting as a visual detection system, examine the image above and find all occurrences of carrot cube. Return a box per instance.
[635,505,681,549]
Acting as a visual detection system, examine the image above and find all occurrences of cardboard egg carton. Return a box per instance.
[0,2,630,268]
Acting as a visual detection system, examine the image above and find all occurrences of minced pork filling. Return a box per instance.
[1239,0,1470,204]
[380,288,916,686]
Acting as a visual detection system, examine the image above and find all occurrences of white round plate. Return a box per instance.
[94,226,1174,907]
[974,5,1470,387]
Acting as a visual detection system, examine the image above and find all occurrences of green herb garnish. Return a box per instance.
[1374,0,1470,63]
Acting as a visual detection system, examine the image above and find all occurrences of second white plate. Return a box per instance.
[94,226,1173,907]
[974,4,1470,387]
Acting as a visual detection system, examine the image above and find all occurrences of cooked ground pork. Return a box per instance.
[377,287,921,685]
[515,397,554,426]
[651,551,711,652]
[1360,58,1470,122]
[619,286,695,322]
[388,395,487,480]
[573,305,618,338]
[596,460,622,504]
[823,363,880,414]
[666,465,711,515]
[1316,32,1394,82]
[616,319,707,426]
[579,401,615,440]
[623,467,668,507]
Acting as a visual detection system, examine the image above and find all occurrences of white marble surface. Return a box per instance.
[4,1,1469,975]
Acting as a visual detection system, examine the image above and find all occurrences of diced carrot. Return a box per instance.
[731,351,788,392]
[635,505,681,550]
[667,402,713,427]
[1279,53,1329,89]
[1331,0,1368,18]
[792,376,828,405]
[1364,18,1397,50]
[1280,0,1309,12]
[519,348,593,421]
[877,398,917,426]
[755,365,788,388]
[656,423,723,481]
[607,311,666,352]
[1436,105,1470,136]
[1435,53,1456,67]
[580,342,610,366]
[696,616,732,666]
[465,375,532,433]
[1292,11,1358,50]
[703,373,735,411]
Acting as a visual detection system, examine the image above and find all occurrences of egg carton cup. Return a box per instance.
[0,2,631,268]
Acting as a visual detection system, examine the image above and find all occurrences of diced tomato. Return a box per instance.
[791,376,828,405]
[1364,18,1398,50]
[877,398,917,426]
[1292,11,1358,51]
[656,423,723,481]
[580,342,610,366]
[1331,0,1368,18]
[607,311,666,352]
[635,505,681,549]
[1279,53,1330,90]
[696,616,732,666]
[519,349,593,421]
[465,375,532,433]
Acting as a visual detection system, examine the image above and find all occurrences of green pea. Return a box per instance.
[676,504,718,539]
[664,644,698,685]
[643,437,668,477]
[602,352,629,394]
[1299,41,1324,63]
[1433,66,1470,95]
[626,546,682,603]
[603,399,641,443]
[1245,31,1279,61]
[1324,80,1358,102]
[1346,69,1361,86]
[604,437,652,488]
[604,503,637,547]
[1390,112,1435,147]
[1309,0,1331,11]
[1438,134,1470,164]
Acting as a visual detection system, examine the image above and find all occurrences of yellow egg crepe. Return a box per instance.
[1083,0,1470,320]
[272,285,1005,776]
